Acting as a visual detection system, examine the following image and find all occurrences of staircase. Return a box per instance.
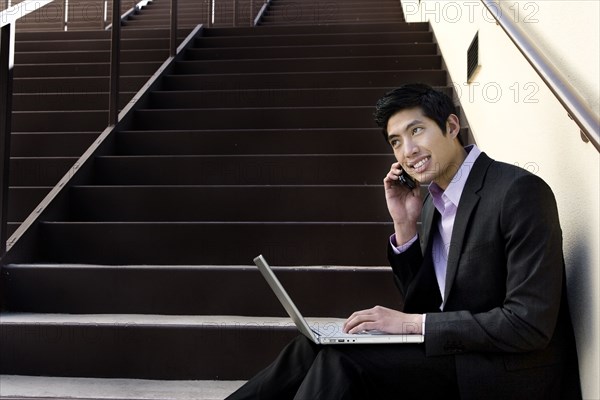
[2,0,458,398]
[8,27,177,239]
[7,0,225,241]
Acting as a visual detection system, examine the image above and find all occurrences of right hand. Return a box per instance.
[384,162,422,243]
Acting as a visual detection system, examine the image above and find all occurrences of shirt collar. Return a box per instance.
[429,144,481,210]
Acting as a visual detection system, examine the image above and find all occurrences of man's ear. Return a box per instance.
[445,114,461,139]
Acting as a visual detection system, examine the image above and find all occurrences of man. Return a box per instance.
[227,84,580,399]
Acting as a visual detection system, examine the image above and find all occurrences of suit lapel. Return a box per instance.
[442,153,493,308]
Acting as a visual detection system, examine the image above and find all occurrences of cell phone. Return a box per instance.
[397,170,417,190]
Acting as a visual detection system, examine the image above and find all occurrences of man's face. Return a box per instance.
[386,107,462,189]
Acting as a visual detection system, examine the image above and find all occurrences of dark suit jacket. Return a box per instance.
[389,152,581,400]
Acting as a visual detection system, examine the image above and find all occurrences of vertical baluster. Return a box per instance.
[108,0,121,125]
[170,0,177,56]
[0,21,14,257]
[232,0,237,27]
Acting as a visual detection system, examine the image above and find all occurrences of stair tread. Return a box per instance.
[0,375,244,400]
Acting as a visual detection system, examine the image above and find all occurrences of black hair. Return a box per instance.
[374,83,458,141]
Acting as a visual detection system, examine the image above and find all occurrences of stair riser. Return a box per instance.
[268,5,401,12]
[0,323,296,379]
[202,22,430,36]
[15,50,169,64]
[10,132,98,157]
[39,222,393,265]
[15,38,169,52]
[68,186,391,222]
[7,223,19,238]
[185,43,437,60]
[14,62,162,78]
[193,32,432,47]
[148,87,451,109]
[161,71,446,91]
[93,154,396,185]
[16,29,189,41]
[7,187,51,222]
[2,265,401,316]
[10,158,77,186]
[12,111,107,132]
[263,13,404,22]
[116,128,390,154]
[174,56,442,74]
[13,76,148,94]
[133,106,377,130]
[270,0,401,4]
[261,16,405,24]
[12,93,133,112]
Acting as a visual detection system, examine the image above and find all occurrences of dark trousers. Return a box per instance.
[226,335,459,400]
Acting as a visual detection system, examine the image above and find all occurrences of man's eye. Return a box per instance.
[412,127,423,135]
[390,139,401,148]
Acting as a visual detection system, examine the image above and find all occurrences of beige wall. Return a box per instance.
[401,1,600,398]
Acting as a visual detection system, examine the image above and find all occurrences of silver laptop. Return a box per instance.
[253,255,424,345]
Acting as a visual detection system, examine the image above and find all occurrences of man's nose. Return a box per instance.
[403,139,418,158]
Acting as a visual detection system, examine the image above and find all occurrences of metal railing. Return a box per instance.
[2,0,269,30]
[482,0,600,152]
[1,0,56,256]
[1,0,269,259]
[0,0,182,258]
[253,0,270,26]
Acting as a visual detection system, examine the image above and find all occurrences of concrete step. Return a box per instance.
[12,92,134,112]
[184,42,437,60]
[115,127,390,154]
[12,111,107,132]
[7,187,51,222]
[0,375,244,400]
[1,264,401,316]
[0,313,299,379]
[160,70,446,91]
[173,55,442,74]
[9,157,78,186]
[65,185,392,222]
[131,106,378,129]
[14,61,162,78]
[202,22,430,36]
[10,132,98,156]
[91,154,395,185]
[193,31,433,47]
[14,28,183,41]
[36,221,393,265]
[13,76,148,94]
[14,49,169,64]
[146,87,451,109]
[14,38,170,52]
[260,16,404,25]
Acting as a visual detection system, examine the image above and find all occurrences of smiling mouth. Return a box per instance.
[409,156,430,173]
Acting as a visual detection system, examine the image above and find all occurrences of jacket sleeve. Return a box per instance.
[388,239,424,300]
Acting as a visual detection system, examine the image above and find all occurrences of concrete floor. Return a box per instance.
[0,375,245,400]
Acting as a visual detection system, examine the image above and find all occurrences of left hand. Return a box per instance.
[343,305,423,335]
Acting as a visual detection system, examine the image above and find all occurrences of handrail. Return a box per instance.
[105,0,154,31]
[254,0,270,26]
[481,0,600,152]
[1,0,56,257]
[2,27,202,264]
[1,0,265,258]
